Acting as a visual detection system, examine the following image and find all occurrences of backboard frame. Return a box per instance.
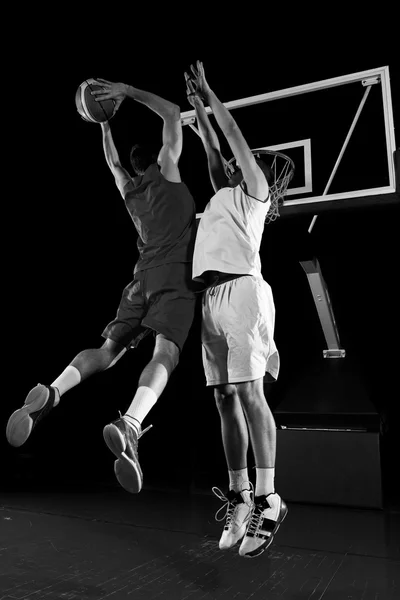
[182,66,397,216]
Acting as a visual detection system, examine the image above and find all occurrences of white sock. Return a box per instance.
[124,386,158,432]
[255,467,275,496]
[229,468,250,493]
[51,366,81,406]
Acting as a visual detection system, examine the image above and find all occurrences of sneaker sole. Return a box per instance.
[6,385,50,447]
[241,501,289,559]
[103,424,142,494]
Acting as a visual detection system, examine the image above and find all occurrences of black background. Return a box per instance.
[2,18,399,505]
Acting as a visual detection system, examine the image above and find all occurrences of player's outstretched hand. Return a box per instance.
[185,72,204,107]
[91,79,127,115]
[188,61,211,100]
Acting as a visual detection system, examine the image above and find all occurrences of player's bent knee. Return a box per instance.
[101,339,127,369]
[154,335,180,372]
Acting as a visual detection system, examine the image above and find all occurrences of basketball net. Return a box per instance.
[227,149,295,224]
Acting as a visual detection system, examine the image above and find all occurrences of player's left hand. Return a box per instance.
[185,72,204,107]
[91,79,127,115]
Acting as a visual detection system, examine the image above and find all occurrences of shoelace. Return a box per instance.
[212,487,237,525]
[118,412,153,439]
[212,483,254,526]
[138,424,153,438]
[246,504,265,536]
[245,494,276,536]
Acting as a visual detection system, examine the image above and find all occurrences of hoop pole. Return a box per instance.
[308,84,373,234]
[188,123,201,137]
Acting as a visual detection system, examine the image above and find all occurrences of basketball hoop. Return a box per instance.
[227,149,295,224]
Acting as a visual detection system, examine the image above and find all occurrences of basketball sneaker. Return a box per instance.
[6,384,59,447]
[239,493,288,558]
[103,414,153,494]
[212,486,253,550]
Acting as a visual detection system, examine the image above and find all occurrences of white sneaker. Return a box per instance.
[212,487,253,550]
[239,493,288,558]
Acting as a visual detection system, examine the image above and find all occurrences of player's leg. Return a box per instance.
[125,262,195,432]
[103,263,197,494]
[217,275,286,557]
[103,334,180,494]
[124,333,180,429]
[237,378,277,487]
[6,270,148,449]
[214,384,250,490]
[201,283,253,549]
[6,339,126,448]
[212,383,253,550]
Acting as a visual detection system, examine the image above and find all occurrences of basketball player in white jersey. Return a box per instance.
[185,61,287,558]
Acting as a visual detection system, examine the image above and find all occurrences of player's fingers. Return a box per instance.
[190,63,198,78]
[113,98,122,114]
[93,93,109,101]
[96,78,112,85]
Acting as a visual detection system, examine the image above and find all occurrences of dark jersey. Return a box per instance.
[122,163,197,273]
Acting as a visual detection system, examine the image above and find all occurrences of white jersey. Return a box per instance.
[193,184,270,281]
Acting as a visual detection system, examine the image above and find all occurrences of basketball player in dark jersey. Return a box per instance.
[6,80,198,495]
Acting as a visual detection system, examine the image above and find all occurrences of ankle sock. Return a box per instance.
[51,366,81,406]
[255,467,275,496]
[124,386,157,429]
[229,468,250,493]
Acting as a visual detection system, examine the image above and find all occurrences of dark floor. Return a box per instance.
[1,481,399,600]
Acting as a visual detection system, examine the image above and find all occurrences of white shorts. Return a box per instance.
[201,275,280,386]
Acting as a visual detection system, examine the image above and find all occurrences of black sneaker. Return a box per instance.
[239,493,288,558]
[6,384,58,447]
[103,414,152,494]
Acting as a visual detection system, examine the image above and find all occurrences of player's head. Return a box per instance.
[130,144,158,176]
[227,158,274,188]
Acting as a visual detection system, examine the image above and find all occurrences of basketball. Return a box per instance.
[75,79,116,123]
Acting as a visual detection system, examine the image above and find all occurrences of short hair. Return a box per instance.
[130,143,158,176]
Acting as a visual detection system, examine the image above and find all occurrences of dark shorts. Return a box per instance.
[102,262,198,353]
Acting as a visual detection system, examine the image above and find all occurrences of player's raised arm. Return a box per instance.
[100,121,132,195]
[93,79,182,183]
[188,61,269,201]
[185,73,230,193]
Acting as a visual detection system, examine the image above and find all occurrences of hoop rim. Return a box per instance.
[227,148,295,172]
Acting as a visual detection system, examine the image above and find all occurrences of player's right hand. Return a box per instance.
[188,61,211,100]
[91,79,127,115]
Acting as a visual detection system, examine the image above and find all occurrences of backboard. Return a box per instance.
[181,66,398,224]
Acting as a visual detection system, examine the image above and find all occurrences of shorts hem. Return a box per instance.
[101,328,151,349]
[205,370,278,387]
[141,317,185,354]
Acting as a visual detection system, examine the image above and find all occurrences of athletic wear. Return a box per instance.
[123,163,197,273]
[103,164,198,351]
[213,487,253,550]
[239,493,288,558]
[6,384,58,447]
[193,184,270,283]
[201,275,279,385]
[102,262,197,353]
[103,414,153,494]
